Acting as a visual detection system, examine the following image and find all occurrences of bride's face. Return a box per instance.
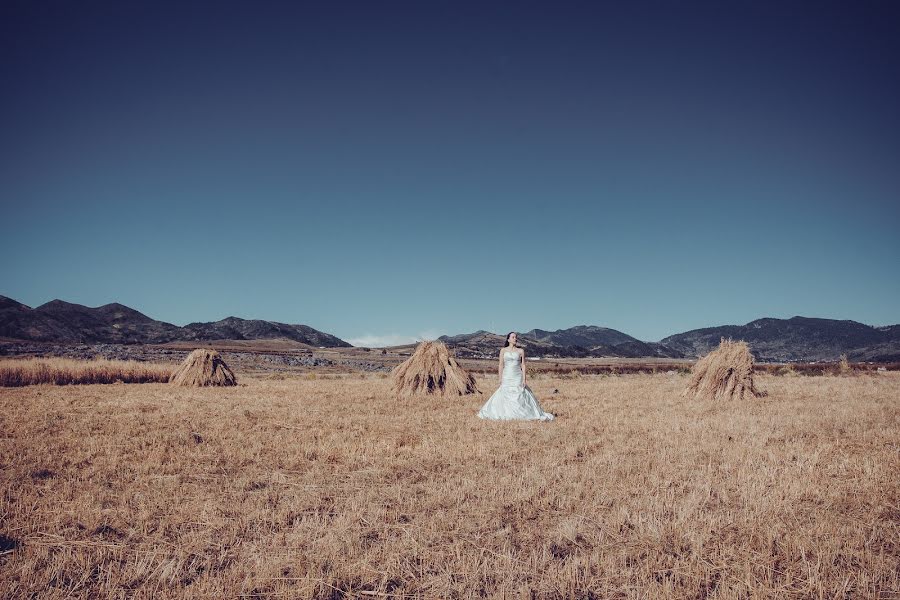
[509,333,517,346]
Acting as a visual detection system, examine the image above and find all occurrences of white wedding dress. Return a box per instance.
[477,350,555,421]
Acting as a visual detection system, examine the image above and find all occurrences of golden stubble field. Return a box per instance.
[1,372,898,599]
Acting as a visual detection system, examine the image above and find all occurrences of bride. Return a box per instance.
[477,332,555,421]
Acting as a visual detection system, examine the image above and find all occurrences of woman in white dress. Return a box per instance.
[477,332,555,421]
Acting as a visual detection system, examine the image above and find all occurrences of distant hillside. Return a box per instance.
[0,298,183,344]
[660,316,900,362]
[181,316,350,347]
[438,330,562,358]
[0,296,350,347]
[877,324,900,337]
[524,325,682,359]
[3,294,897,361]
[438,326,683,359]
[525,325,636,347]
[439,318,900,362]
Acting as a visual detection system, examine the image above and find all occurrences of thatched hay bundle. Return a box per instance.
[169,349,237,387]
[838,353,854,376]
[392,341,479,397]
[682,337,766,401]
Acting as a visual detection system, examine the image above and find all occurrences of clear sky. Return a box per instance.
[1,1,898,346]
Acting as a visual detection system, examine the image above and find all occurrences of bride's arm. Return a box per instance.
[521,349,526,387]
[498,351,503,382]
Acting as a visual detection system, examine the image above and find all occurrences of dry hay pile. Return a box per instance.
[392,341,479,397]
[169,349,237,387]
[838,353,854,376]
[682,337,766,401]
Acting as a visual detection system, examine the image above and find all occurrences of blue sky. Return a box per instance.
[1,1,898,345]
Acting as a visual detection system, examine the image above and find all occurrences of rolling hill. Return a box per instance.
[438,318,900,362]
[2,295,897,361]
[660,316,900,362]
[439,327,683,359]
[0,296,350,347]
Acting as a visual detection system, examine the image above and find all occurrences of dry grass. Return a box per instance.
[392,340,478,397]
[169,349,237,387]
[683,338,766,401]
[0,357,172,387]
[0,372,898,598]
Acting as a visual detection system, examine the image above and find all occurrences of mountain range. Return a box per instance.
[0,296,350,348]
[1,295,898,362]
[659,316,900,362]
[439,318,900,362]
[438,327,682,359]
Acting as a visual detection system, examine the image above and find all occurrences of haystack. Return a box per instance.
[169,349,237,387]
[682,337,766,401]
[392,341,479,397]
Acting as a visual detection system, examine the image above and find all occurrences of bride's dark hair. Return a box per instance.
[504,332,516,347]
